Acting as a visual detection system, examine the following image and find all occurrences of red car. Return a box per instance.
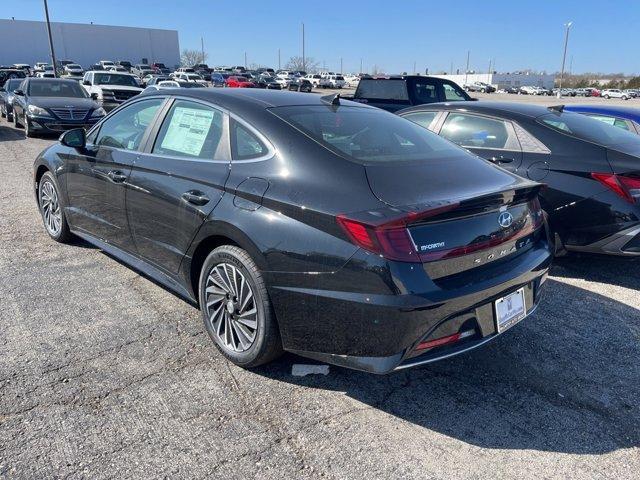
[225,76,256,88]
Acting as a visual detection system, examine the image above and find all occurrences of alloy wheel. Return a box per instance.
[205,263,258,353]
[40,180,62,236]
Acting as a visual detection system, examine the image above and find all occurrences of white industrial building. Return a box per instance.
[431,72,556,90]
[0,19,180,68]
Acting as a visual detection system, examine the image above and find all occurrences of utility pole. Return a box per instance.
[569,55,573,75]
[558,21,573,97]
[201,37,205,64]
[278,48,281,70]
[301,22,305,72]
[413,61,416,74]
[340,57,343,74]
[465,50,470,85]
[360,58,363,74]
[450,61,453,75]
[43,0,57,77]
[244,52,247,69]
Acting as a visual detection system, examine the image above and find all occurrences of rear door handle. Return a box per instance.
[182,190,210,206]
[107,170,127,183]
[489,156,514,164]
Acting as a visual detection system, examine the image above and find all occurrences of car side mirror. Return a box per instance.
[83,80,91,86]
[60,128,86,149]
[90,92,99,100]
[13,89,24,96]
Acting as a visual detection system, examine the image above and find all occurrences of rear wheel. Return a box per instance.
[199,245,282,368]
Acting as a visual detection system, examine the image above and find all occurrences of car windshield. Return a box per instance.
[187,74,201,80]
[28,80,88,98]
[67,64,81,69]
[270,105,464,164]
[538,112,639,147]
[94,73,139,87]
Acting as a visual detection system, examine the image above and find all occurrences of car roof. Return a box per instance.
[398,100,557,120]
[141,88,375,111]
[563,104,640,121]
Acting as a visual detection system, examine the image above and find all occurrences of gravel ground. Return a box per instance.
[0,115,639,479]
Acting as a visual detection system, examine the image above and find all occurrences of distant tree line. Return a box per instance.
[557,73,640,89]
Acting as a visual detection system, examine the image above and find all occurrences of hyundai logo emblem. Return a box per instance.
[498,211,513,228]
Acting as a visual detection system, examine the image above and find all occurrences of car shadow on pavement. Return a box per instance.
[256,277,640,455]
[0,124,25,142]
[552,253,640,290]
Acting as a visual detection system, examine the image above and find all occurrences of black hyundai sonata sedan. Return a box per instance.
[399,102,640,257]
[33,89,552,373]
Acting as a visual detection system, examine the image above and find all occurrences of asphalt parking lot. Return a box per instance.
[0,107,639,479]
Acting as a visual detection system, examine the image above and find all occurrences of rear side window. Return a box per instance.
[152,100,225,159]
[94,98,163,150]
[585,114,630,131]
[539,112,639,146]
[357,80,409,101]
[270,105,463,164]
[412,80,438,103]
[403,111,438,130]
[440,113,512,149]
[231,120,268,160]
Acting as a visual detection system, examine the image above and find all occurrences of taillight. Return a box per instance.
[592,173,640,204]
[336,204,459,262]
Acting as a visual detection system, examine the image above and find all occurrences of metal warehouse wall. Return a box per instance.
[0,19,180,68]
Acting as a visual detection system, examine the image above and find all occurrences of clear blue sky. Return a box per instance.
[9,0,638,74]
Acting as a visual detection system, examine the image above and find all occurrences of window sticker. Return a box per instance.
[160,106,214,156]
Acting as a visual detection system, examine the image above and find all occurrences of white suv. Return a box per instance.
[601,89,630,100]
[81,71,143,111]
[326,75,346,89]
[304,74,329,88]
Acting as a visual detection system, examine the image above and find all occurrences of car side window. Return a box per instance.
[412,80,438,103]
[403,111,438,130]
[94,98,163,150]
[586,114,631,131]
[231,119,268,160]
[443,83,467,101]
[152,100,225,159]
[440,113,512,149]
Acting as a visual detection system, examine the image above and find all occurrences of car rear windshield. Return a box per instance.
[94,73,139,87]
[356,79,409,100]
[28,80,88,98]
[270,105,464,164]
[177,82,205,88]
[538,112,639,146]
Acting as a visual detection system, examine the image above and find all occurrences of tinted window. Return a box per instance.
[357,80,409,101]
[27,80,88,98]
[231,120,268,160]
[270,105,463,164]
[412,80,439,103]
[539,112,638,146]
[403,111,438,130]
[94,98,163,150]
[152,100,225,159]
[4,79,23,92]
[440,113,510,149]
[443,83,467,101]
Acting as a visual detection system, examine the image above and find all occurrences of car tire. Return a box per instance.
[604,95,610,99]
[199,245,283,368]
[480,88,486,93]
[623,96,628,100]
[24,117,36,138]
[0,106,5,118]
[14,110,21,128]
[38,171,73,243]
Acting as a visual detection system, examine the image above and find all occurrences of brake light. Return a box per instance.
[592,173,640,204]
[415,329,475,351]
[336,203,459,262]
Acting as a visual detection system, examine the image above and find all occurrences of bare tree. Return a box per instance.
[181,49,208,67]
[285,56,319,73]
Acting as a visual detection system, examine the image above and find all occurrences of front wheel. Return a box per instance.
[38,172,72,242]
[604,95,610,99]
[199,245,282,368]
[24,117,36,138]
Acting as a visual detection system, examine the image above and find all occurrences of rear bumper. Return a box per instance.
[567,224,640,256]
[269,240,552,373]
